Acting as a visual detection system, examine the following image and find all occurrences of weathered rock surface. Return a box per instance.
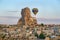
[17,7,37,27]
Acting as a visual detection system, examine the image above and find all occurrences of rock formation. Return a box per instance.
[17,7,37,27]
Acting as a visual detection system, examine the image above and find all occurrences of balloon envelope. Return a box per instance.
[32,8,38,15]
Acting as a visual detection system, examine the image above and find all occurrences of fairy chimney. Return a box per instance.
[17,7,37,27]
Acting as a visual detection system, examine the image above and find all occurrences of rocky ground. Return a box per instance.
[0,24,37,40]
[0,24,60,40]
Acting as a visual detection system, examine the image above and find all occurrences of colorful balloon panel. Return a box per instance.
[32,8,38,15]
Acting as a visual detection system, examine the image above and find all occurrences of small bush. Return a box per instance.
[38,33,46,39]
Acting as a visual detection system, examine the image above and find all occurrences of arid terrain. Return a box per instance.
[0,7,60,40]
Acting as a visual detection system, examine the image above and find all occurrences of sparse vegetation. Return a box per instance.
[41,23,44,27]
[38,33,46,39]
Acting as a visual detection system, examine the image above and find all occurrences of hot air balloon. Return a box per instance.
[32,8,38,15]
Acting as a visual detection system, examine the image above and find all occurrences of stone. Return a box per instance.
[45,37,50,40]
[17,7,37,27]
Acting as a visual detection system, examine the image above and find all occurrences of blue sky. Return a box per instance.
[0,0,60,19]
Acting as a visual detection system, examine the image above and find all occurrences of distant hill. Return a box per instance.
[37,18,60,24]
[0,16,60,24]
[0,16,20,25]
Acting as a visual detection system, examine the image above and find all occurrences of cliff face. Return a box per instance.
[17,7,37,27]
